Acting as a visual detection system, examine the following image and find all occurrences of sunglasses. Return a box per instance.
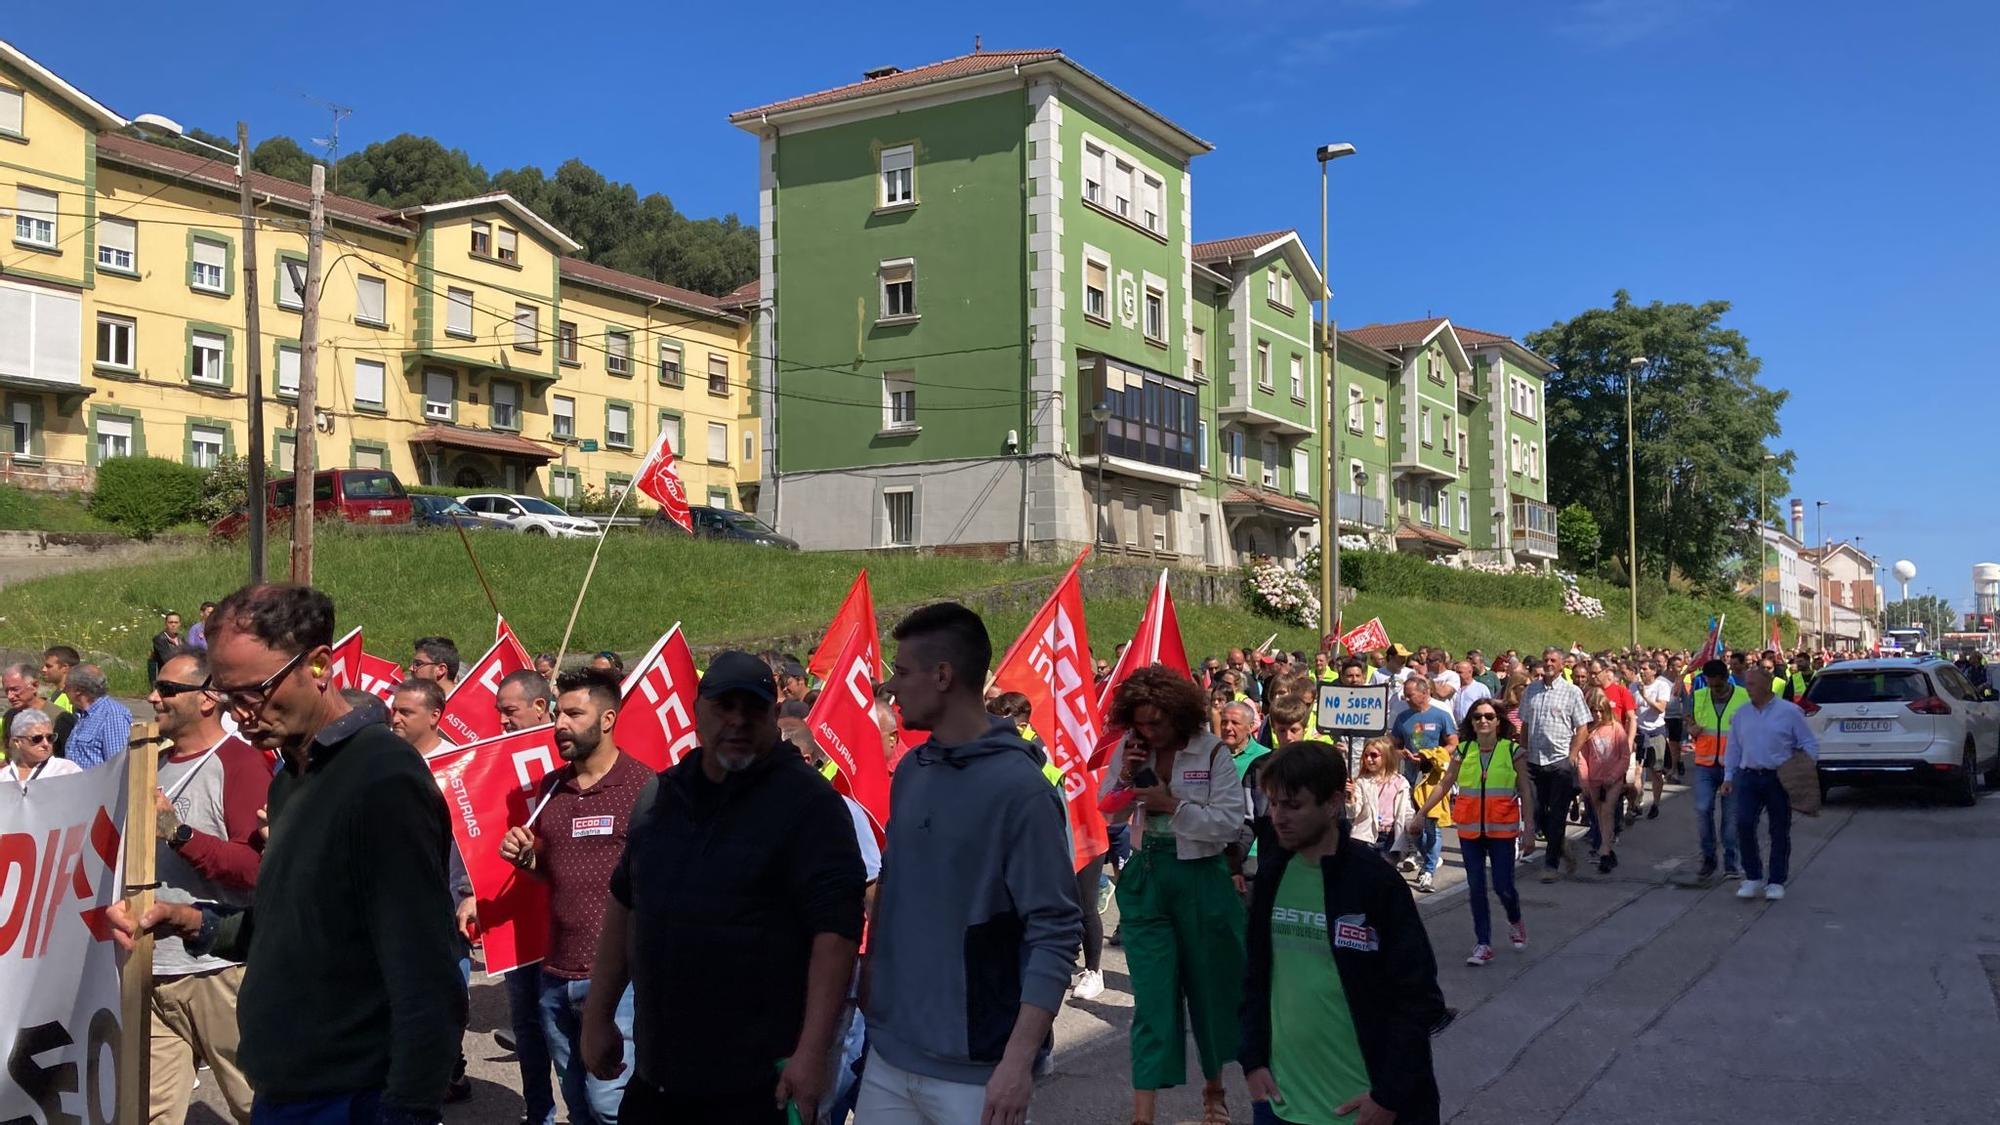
[17,732,52,745]
[203,647,310,713]
[153,680,206,698]
[1471,712,1499,722]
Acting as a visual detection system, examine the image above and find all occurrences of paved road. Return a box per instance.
[188,776,2000,1124]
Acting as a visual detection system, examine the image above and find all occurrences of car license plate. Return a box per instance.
[1840,719,1890,733]
[369,508,390,517]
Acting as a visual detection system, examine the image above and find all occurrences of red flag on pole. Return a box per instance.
[439,629,534,746]
[1089,569,1190,770]
[805,621,892,842]
[634,426,692,533]
[991,551,1109,871]
[1336,617,1391,656]
[1694,613,1726,667]
[327,627,405,704]
[425,724,561,975]
[613,625,701,771]
[1770,618,1783,653]
[807,571,877,684]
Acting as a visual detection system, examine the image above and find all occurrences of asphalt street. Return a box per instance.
[186,775,2000,1125]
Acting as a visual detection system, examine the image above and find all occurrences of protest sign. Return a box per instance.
[1316,682,1394,736]
[614,626,700,771]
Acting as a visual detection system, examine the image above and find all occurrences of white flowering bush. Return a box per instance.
[1456,558,1549,577]
[1559,572,1605,618]
[1242,556,1321,629]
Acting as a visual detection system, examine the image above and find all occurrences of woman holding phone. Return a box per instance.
[1099,666,1248,1125]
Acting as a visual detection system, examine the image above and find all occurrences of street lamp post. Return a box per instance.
[1090,401,1110,547]
[1758,453,1775,645]
[1815,500,1828,649]
[1625,356,1645,648]
[1316,142,1356,642]
[133,114,267,584]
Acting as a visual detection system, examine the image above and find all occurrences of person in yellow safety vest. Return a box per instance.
[1688,658,1747,881]
[1420,699,1535,966]
[1312,651,1339,685]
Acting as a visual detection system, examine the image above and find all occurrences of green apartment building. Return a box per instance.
[1342,318,1558,566]
[728,49,1325,564]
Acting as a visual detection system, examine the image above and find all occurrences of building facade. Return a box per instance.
[0,39,758,510]
[729,50,1328,565]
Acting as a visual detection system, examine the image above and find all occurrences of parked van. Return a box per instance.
[209,468,413,537]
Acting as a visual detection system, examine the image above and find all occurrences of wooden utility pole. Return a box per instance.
[290,164,325,583]
[237,123,268,584]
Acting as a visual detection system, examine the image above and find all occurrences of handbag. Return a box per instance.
[1776,750,1821,817]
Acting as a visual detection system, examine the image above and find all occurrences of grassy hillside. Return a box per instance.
[0,485,112,532]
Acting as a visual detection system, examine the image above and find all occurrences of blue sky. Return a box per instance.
[20,1,1997,610]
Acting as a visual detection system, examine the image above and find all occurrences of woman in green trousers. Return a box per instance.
[1100,666,1250,1125]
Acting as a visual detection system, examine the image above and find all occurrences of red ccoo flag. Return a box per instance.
[614,625,701,771]
[425,725,561,975]
[991,551,1109,870]
[808,570,877,684]
[634,426,692,533]
[439,629,534,745]
[1089,569,1189,770]
[805,620,892,843]
[327,627,404,704]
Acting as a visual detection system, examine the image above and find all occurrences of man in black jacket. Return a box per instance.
[1242,742,1446,1125]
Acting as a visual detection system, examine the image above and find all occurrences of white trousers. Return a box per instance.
[853,1046,1028,1125]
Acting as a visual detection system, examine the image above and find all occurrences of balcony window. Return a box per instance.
[424,370,454,420]
[1083,356,1200,477]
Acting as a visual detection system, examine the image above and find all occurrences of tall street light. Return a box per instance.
[132,113,268,584]
[1317,142,1356,645]
[1758,452,1775,645]
[1815,500,1828,648]
[1090,400,1110,547]
[1625,356,1645,648]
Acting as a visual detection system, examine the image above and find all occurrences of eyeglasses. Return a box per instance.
[17,733,51,745]
[1471,713,1499,723]
[153,680,206,699]
[203,647,310,713]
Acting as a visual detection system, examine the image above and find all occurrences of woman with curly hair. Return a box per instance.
[1099,666,1248,1125]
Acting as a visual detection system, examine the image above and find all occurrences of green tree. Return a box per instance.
[1527,291,1789,593]
[1886,596,1959,639]
[250,136,316,183]
[1556,502,1602,568]
[333,134,489,209]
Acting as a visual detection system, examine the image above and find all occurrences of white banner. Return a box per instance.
[1,760,130,1124]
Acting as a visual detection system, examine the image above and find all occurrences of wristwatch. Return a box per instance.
[169,822,194,848]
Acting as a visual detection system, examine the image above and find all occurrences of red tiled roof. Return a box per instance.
[1223,486,1318,520]
[96,132,411,235]
[715,279,759,311]
[1346,318,1450,351]
[557,256,733,316]
[1192,230,1294,265]
[407,425,558,463]
[1452,325,1509,347]
[1394,520,1466,549]
[731,50,1063,121]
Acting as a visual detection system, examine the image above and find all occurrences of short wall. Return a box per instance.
[0,530,138,558]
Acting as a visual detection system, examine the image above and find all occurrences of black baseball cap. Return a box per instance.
[1702,659,1729,679]
[699,650,777,703]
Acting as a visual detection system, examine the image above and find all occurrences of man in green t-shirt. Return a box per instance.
[1242,744,1445,1125]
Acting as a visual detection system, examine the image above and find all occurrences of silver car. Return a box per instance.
[1802,658,2000,805]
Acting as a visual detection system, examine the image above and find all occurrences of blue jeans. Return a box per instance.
[1734,768,1792,885]
[539,973,635,1125]
[1460,835,1521,946]
[1252,1101,1285,1125]
[1692,764,1739,868]
[1415,821,1442,875]
[250,1092,426,1125]
[506,967,558,1125]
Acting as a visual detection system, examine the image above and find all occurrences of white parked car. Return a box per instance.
[459,493,603,539]
[1802,657,2000,806]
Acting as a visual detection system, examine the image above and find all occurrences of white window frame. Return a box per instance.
[707,353,729,397]
[190,330,227,385]
[95,415,133,462]
[1082,142,1105,204]
[1226,429,1246,479]
[882,370,917,430]
[445,287,474,338]
[1142,282,1166,343]
[97,217,136,273]
[513,303,538,349]
[1140,173,1164,235]
[658,340,683,385]
[353,446,385,471]
[879,259,916,321]
[1510,436,1523,474]
[1197,418,1210,472]
[1373,397,1386,438]
[0,86,22,137]
[1420,407,1433,447]
[94,314,135,370]
[658,413,682,457]
[496,226,517,263]
[1191,326,1206,378]
[1458,492,1470,533]
[551,469,578,501]
[13,187,55,247]
[190,237,227,293]
[883,488,915,547]
[1257,342,1272,390]
[1261,438,1280,489]
[276,344,301,397]
[1292,448,1311,497]
[190,424,225,469]
[354,274,387,326]
[1083,250,1110,322]
[1289,354,1305,402]
[606,403,631,449]
[10,401,31,458]
[492,380,519,430]
[424,369,454,420]
[278,258,306,310]
[606,330,631,375]
[353,358,385,408]
[879,145,914,207]
[552,394,576,439]
[1347,386,1366,432]
[706,421,729,464]
[743,430,755,462]
[1112,158,1134,218]
[471,220,490,257]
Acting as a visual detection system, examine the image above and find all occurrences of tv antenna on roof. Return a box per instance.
[303,94,354,191]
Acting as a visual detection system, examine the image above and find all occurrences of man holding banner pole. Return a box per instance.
[489,667,562,1125]
[110,583,466,1125]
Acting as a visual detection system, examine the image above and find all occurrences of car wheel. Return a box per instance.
[1951,742,1979,807]
[524,524,548,537]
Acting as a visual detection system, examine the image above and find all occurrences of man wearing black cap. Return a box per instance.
[581,651,864,1124]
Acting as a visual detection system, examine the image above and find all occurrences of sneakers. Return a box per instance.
[1466,944,1496,966]
[1095,871,1115,915]
[1697,858,1717,880]
[1107,926,1123,947]
[1646,803,1660,820]
[1735,878,1767,899]
[493,1028,517,1053]
[1070,968,1105,1001]
[1539,868,1560,884]
[1764,883,1786,901]
[1509,920,1528,950]
[1416,871,1435,893]
[1722,866,1743,881]
[1597,854,1614,875]
[1398,856,1418,874]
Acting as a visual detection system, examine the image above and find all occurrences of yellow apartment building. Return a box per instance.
[0,38,759,511]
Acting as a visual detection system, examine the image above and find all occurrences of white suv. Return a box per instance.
[1802,657,2000,806]
[459,493,603,539]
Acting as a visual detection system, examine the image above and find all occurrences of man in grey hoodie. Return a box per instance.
[861,602,1084,1124]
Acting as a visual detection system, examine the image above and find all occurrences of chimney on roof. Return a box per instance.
[974,34,982,53]
[863,64,901,80]
[1790,498,1804,542]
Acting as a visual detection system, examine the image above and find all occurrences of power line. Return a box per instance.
[2,147,234,273]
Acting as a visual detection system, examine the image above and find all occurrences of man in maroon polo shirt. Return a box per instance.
[500,668,648,1125]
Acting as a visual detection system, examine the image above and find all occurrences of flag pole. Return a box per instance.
[556,485,636,669]
[117,722,165,1125]
[452,517,503,621]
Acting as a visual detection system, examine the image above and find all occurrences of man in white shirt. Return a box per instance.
[1636,660,1672,820]
[1720,665,1819,901]
[1451,660,1491,724]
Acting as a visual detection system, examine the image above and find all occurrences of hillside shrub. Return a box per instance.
[90,457,204,539]
[196,455,251,522]
[1242,557,1321,629]
[1339,550,1562,610]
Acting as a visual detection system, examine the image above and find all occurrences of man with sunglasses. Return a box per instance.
[412,635,462,695]
[110,584,465,1125]
[146,647,267,1125]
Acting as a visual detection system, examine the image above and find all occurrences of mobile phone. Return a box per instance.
[1133,766,1159,789]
